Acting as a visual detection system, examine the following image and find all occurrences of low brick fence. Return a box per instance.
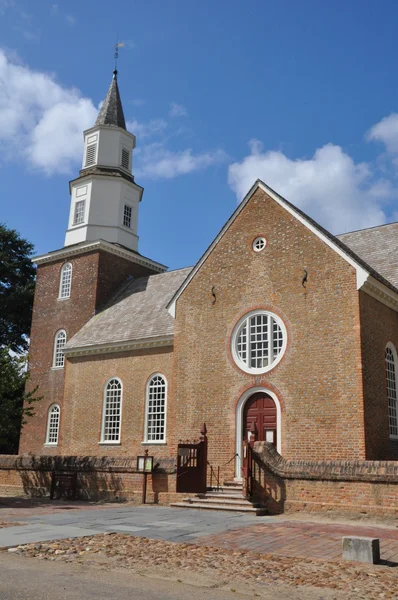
[252,442,398,516]
[0,455,179,504]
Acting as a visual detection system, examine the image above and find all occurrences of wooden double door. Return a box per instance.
[243,392,277,447]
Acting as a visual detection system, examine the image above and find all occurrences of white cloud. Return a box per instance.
[169,102,187,118]
[228,140,392,233]
[0,49,96,174]
[0,50,226,179]
[127,118,167,139]
[367,113,398,154]
[136,143,228,179]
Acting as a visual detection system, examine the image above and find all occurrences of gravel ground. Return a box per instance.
[7,533,398,599]
[0,521,23,529]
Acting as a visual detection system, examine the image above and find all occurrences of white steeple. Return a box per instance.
[64,70,142,252]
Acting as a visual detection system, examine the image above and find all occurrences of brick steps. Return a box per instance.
[170,482,267,515]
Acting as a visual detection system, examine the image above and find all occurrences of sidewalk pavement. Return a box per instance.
[1,497,398,564]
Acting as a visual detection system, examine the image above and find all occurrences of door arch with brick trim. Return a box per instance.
[235,387,282,479]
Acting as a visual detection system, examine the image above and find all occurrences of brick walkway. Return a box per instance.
[195,520,398,563]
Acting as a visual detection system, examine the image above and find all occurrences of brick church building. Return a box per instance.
[16,70,398,511]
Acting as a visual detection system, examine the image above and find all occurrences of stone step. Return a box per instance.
[170,501,267,515]
[192,496,261,507]
[219,483,243,492]
[204,492,245,500]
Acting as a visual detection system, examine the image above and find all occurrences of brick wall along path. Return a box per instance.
[195,520,398,564]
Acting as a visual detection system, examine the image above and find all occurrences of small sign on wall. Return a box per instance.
[265,430,275,444]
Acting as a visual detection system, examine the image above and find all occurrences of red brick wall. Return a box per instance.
[20,248,159,455]
[61,347,174,457]
[173,188,366,475]
[252,442,398,517]
[0,462,178,504]
[359,291,398,459]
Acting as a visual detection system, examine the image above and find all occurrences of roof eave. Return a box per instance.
[64,334,174,358]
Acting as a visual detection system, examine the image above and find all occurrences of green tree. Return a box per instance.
[0,223,36,352]
[0,224,39,453]
[0,350,39,454]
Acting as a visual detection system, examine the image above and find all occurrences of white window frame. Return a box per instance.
[52,330,67,369]
[252,236,267,252]
[74,200,85,225]
[100,377,123,444]
[123,204,132,229]
[386,343,398,439]
[58,263,72,299]
[143,373,167,444]
[45,404,60,445]
[231,310,287,375]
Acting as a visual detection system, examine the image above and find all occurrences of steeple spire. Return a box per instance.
[95,70,126,130]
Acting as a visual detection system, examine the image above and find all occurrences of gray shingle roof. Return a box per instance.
[66,267,192,350]
[337,222,398,288]
[95,71,126,130]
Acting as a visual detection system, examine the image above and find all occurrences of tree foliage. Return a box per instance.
[0,224,39,454]
[0,350,40,454]
[0,223,36,352]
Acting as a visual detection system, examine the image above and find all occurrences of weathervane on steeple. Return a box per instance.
[114,38,124,75]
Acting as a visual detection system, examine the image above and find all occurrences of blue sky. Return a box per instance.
[1,0,398,270]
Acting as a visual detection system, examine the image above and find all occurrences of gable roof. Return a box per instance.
[167,179,398,316]
[65,267,192,355]
[337,222,398,289]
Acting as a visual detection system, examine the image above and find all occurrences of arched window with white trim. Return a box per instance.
[101,378,122,443]
[386,344,398,438]
[145,374,167,443]
[46,404,60,445]
[59,263,72,299]
[53,330,66,368]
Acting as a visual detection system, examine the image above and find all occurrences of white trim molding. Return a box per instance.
[167,179,398,316]
[235,387,282,479]
[64,335,174,358]
[33,239,167,273]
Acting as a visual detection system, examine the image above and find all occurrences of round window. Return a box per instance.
[232,310,287,374]
[252,237,266,252]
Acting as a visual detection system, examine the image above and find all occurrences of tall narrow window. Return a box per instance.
[59,263,72,299]
[386,345,398,438]
[145,374,167,442]
[46,405,60,445]
[121,148,130,170]
[53,330,67,368]
[101,378,122,443]
[123,204,132,228]
[85,143,97,167]
[74,200,85,225]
